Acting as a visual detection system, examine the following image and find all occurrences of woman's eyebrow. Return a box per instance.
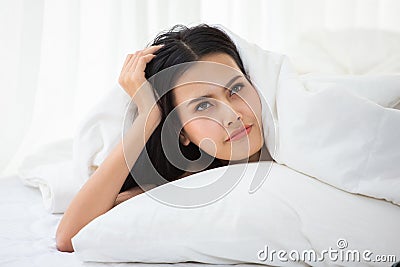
[186,75,242,107]
[186,95,211,107]
[225,74,242,88]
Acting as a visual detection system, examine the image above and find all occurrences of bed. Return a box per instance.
[0,175,257,267]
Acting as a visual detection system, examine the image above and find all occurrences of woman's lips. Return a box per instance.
[226,125,252,142]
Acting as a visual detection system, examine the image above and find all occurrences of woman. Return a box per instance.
[56,24,270,252]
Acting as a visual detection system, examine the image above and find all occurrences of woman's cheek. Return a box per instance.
[243,91,262,121]
[185,119,223,145]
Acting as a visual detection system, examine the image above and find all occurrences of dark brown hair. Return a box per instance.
[120,24,250,192]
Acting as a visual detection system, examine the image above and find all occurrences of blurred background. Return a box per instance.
[1,0,400,177]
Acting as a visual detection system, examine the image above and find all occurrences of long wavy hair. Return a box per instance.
[119,24,251,193]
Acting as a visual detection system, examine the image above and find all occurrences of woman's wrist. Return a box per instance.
[131,82,160,114]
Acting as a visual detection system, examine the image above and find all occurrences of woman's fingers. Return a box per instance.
[127,51,143,73]
[118,44,164,113]
[136,54,156,73]
[144,44,164,54]
[120,54,133,75]
[128,45,163,73]
[128,51,142,73]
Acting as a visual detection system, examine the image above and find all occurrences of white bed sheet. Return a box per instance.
[0,175,260,267]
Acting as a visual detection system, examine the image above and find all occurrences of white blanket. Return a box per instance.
[18,25,400,213]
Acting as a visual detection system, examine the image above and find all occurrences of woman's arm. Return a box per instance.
[56,45,163,252]
[56,113,160,252]
[113,183,157,207]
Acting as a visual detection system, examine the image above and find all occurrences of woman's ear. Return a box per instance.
[179,131,190,146]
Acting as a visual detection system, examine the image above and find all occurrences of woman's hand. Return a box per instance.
[118,45,163,116]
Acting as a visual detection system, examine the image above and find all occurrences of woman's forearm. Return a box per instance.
[56,112,160,252]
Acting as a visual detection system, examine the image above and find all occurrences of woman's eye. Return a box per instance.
[196,101,212,111]
[229,83,244,96]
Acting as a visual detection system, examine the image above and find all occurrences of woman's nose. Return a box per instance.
[223,105,243,128]
[225,115,242,128]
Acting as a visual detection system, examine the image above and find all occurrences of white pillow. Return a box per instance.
[72,162,400,266]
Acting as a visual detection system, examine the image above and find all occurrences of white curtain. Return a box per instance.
[1,0,400,176]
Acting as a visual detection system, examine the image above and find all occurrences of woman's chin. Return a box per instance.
[218,153,257,164]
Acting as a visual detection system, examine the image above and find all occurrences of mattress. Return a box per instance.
[0,175,256,267]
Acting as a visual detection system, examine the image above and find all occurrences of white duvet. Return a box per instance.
[229,26,400,206]
[277,71,400,205]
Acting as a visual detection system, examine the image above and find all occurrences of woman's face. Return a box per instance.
[172,53,264,162]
